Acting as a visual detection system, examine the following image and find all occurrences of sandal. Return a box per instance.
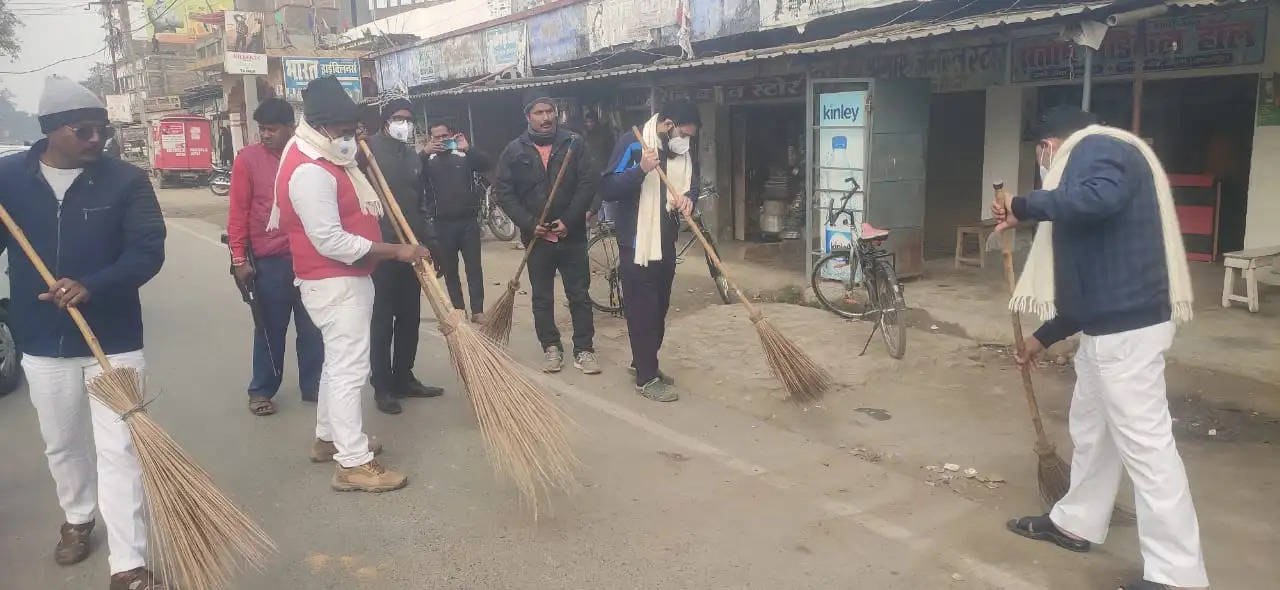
[1006,514,1090,552]
[1118,582,1169,590]
[248,397,276,416]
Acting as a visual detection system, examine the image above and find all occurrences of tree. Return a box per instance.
[0,0,22,61]
[80,62,116,100]
[0,89,42,143]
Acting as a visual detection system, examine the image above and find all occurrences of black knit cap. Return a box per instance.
[1031,105,1098,141]
[380,98,413,121]
[303,76,357,126]
[524,96,555,114]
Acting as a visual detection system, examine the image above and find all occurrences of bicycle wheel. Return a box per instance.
[810,251,871,319]
[586,228,624,313]
[872,259,907,359]
[486,191,519,241]
[700,230,736,304]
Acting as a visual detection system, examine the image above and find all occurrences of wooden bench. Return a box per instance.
[1222,246,1280,312]
[955,221,998,269]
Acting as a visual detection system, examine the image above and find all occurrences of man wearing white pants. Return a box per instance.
[996,106,1206,590]
[270,77,429,492]
[1,76,167,589]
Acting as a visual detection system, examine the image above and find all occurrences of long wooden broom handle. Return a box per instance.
[0,202,113,371]
[512,145,575,279]
[358,140,452,319]
[630,127,761,317]
[995,184,1050,444]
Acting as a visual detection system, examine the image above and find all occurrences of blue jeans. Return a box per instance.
[247,255,324,400]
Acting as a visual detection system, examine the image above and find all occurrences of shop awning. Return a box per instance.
[425,1,1121,97]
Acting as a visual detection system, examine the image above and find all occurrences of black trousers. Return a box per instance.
[619,246,677,386]
[526,238,594,355]
[370,261,420,393]
[436,217,485,313]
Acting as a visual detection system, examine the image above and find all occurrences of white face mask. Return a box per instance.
[332,136,357,159]
[1037,144,1056,184]
[388,120,414,143]
[668,136,690,155]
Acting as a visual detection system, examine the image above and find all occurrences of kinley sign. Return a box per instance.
[1013,5,1267,82]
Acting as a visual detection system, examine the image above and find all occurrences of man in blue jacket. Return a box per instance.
[0,76,166,590]
[600,102,700,402]
[997,106,1206,590]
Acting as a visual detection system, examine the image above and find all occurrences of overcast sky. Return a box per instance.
[1,8,106,114]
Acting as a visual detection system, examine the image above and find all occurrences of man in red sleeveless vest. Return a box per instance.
[269,77,429,492]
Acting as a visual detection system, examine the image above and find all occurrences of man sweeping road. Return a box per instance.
[995,106,1207,590]
[366,96,445,415]
[226,97,324,416]
[600,101,701,402]
[0,76,166,589]
[495,97,600,374]
[270,77,429,493]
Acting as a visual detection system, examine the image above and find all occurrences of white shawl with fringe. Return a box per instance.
[1010,124,1194,324]
[634,113,692,266]
[266,119,383,231]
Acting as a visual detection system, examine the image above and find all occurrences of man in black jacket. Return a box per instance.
[422,122,492,322]
[0,76,165,590]
[600,102,700,402]
[366,97,445,415]
[494,97,599,374]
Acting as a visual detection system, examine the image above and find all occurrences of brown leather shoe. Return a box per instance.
[331,459,408,493]
[55,520,94,565]
[310,435,382,463]
[108,567,165,590]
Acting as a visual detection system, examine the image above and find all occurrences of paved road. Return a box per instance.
[2,215,1137,589]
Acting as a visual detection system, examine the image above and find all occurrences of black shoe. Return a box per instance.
[395,374,444,398]
[1006,514,1091,552]
[375,393,403,415]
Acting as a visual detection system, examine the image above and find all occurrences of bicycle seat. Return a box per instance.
[859,223,889,241]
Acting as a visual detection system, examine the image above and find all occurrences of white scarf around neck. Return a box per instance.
[634,113,692,266]
[1011,124,1193,324]
[266,119,383,231]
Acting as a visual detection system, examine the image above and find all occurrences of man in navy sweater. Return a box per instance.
[0,76,166,590]
[997,107,1207,590]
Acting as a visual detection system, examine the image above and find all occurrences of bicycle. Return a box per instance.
[586,185,733,313]
[809,178,907,359]
[473,173,519,242]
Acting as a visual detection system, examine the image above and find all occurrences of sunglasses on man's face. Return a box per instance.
[66,124,115,141]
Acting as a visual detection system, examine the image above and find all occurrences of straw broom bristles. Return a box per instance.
[88,368,276,590]
[480,145,576,345]
[629,126,833,402]
[0,202,275,590]
[361,140,580,513]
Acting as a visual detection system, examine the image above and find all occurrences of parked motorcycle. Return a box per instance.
[209,163,231,196]
[0,267,21,394]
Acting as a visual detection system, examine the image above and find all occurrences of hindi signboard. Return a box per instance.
[485,22,529,75]
[283,58,363,103]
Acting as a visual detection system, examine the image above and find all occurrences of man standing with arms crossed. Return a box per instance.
[1,76,166,589]
[422,121,492,323]
[495,97,600,374]
[226,97,324,417]
[270,77,428,492]
[997,106,1207,590]
[365,96,445,415]
[600,102,700,402]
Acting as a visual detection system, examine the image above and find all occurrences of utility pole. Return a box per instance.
[100,2,121,92]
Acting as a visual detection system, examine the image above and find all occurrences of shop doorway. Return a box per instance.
[923,91,986,259]
[1038,74,1257,255]
[728,103,806,262]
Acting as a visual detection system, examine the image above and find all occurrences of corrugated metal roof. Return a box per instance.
[427,1,1119,97]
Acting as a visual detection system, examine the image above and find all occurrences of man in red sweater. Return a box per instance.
[272,77,428,492]
[226,98,323,417]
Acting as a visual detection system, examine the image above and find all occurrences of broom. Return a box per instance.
[480,144,575,344]
[359,140,579,514]
[631,126,833,403]
[991,182,1135,524]
[0,203,275,590]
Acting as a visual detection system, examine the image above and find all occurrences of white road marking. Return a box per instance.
[170,217,1042,589]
